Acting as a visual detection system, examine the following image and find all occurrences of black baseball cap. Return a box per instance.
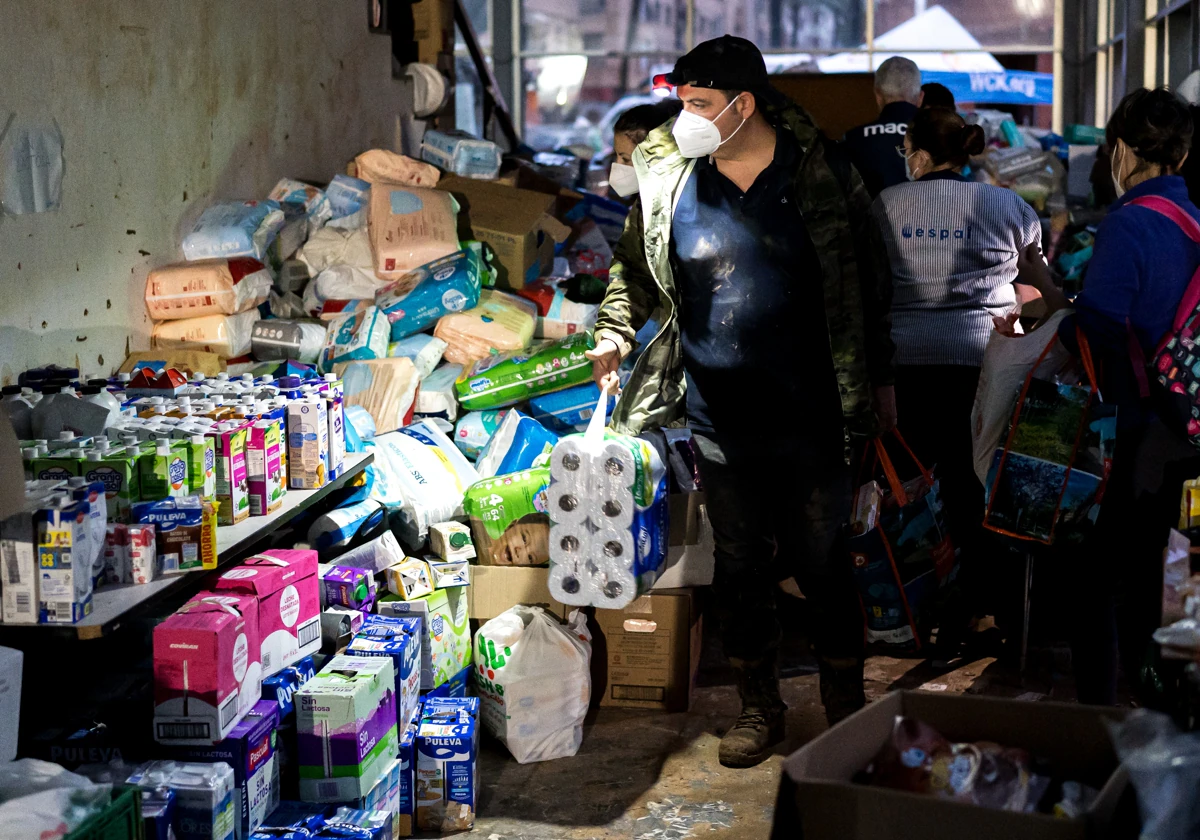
[655,36,770,92]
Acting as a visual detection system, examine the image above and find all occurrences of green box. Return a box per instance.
[65,786,141,840]
[31,452,79,483]
[182,436,216,499]
[378,586,471,690]
[138,442,190,501]
[81,448,141,524]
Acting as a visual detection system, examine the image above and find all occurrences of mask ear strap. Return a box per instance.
[716,94,748,149]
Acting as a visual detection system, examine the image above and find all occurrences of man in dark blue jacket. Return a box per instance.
[843,57,923,197]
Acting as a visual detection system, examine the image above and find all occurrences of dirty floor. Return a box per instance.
[471,597,1076,840]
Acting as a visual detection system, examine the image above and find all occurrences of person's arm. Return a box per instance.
[588,196,659,391]
[850,182,898,430]
[1013,201,1045,305]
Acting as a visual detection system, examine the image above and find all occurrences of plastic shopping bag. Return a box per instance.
[474,606,591,764]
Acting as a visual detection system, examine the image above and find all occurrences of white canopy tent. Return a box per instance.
[815,6,1005,73]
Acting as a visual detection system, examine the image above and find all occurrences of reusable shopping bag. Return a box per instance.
[848,431,957,650]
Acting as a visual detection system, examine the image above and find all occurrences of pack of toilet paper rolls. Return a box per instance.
[546,387,668,610]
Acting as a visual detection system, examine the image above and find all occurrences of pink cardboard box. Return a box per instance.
[153,592,263,745]
[215,549,321,677]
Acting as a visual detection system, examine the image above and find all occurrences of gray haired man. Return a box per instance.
[843,56,923,196]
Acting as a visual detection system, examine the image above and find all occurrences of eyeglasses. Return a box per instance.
[895,145,911,159]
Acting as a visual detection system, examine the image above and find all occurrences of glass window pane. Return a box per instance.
[1113,0,1126,35]
[718,0,867,51]
[1168,6,1193,85]
[522,0,687,54]
[873,0,1055,49]
[522,55,678,151]
[456,0,490,51]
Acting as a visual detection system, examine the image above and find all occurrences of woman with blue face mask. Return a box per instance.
[871,106,1043,657]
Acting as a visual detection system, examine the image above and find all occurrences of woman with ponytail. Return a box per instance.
[871,106,1043,654]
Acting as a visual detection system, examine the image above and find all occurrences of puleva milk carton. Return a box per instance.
[208,422,250,526]
[287,399,329,489]
[246,418,286,516]
[214,550,320,676]
[152,592,263,745]
[296,655,399,802]
[347,614,421,727]
[415,702,477,833]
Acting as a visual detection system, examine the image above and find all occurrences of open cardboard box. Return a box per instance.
[774,691,1134,840]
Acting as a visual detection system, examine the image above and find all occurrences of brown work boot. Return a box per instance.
[719,706,786,768]
[818,656,866,726]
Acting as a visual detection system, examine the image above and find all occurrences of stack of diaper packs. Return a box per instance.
[545,407,668,609]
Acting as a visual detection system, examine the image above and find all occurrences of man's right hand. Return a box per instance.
[585,337,623,394]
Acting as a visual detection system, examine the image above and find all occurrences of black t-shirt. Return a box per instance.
[843,101,919,198]
[670,128,843,452]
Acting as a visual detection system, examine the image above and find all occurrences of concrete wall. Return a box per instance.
[0,1,406,381]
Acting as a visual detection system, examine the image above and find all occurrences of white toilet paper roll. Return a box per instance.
[549,437,594,484]
[591,527,635,571]
[548,483,591,527]
[597,439,637,488]
[549,522,592,566]
[548,560,593,606]
[590,561,638,609]
[588,489,634,531]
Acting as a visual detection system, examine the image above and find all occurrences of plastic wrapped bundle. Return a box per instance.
[454,332,594,412]
[433,289,537,365]
[182,199,285,262]
[375,249,482,341]
[150,309,260,359]
[367,184,460,281]
[145,258,272,319]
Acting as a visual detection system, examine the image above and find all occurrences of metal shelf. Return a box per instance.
[4,451,373,641]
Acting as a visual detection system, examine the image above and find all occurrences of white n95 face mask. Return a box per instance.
[672,94,746,159]
[608,163,639,197]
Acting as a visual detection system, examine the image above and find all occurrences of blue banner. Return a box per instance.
[922,70,1054,106]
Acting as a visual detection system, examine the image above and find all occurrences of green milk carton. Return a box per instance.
[81,447,141,523]
[31,450,81,483]
[139,442,190,501]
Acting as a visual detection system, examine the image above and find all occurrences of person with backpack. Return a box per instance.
[1017,87,1200,705]
[587,36,895,767]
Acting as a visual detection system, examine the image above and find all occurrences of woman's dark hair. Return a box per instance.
[907,106,986,168]
[1106,87,1193,172]
[921,82,956,111]
[614,99,684,144]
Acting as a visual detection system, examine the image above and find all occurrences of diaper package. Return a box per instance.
[515,277,600,339]
[354,149,441,188]
[145,258,273,320]
[183,200,285,262]
[368,421,480,545]
[333,356,419,435]
[452,410,509,461]
[375,249,482,341]
[463,468,551,565]
[528,381,613,432]
[299,227,374,275]
[387,333,447,379]
[474,606,591,764]
[250,319,327,364]
[414,363,462,423]
[268,178,333,235]
[319,307,389,369]
[476,410,559,479]
[455,332,595,412]
[326,174,371,227]
[307,499,386,553]
[433,289,537,366]
[420,129,503,180]
[368,185,460,282]
[152,310,261,359]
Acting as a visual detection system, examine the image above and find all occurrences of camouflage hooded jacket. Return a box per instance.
[593,99,896,441]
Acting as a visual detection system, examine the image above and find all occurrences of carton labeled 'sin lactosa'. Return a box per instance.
[347,614,421,727]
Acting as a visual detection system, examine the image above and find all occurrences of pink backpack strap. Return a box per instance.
[1127,195,1200,242]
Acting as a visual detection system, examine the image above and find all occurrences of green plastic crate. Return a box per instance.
[66,786,142,840]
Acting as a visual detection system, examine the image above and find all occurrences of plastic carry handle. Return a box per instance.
[873,429,935,507]
[583,380,611,446]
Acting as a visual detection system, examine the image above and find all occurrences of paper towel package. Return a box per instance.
[296,654,400,802]
[214,550,321,676]
[377,586,471,691]
[348,614,422,727]
[153,592,263,745]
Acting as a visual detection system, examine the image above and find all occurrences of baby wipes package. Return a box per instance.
[378,587,471,691]
[413,363,462,423]
[367,421,479,545]
[387,334,447,380]
[476,410,559,478]
[375,250,482,342]
[320,307,389,369]
[367,185,460,282]
[528,381,613,432]
[452,410,508,461]
[146,259,273,320]
[455,332,595,411]
[434,289,537,366]
[333,357,418,436]
[463,468,551,566]
[307,499,385,553]
[153,592,262,745]
[183,200,286,262]
[152,310,261,359]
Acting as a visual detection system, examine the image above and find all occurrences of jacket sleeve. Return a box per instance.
[592,198,660,358]
[846,166,896,387]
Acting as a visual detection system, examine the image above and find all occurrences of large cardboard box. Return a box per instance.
[466,565,570,621]
[411,0,454,66]
[773,691,1132,840]
[591,589,702,712]
[435,176,568,290]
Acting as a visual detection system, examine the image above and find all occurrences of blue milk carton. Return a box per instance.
[415,706,476,833]
[347,615,421,728]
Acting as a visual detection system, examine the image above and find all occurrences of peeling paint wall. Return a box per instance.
[0,1,403,381]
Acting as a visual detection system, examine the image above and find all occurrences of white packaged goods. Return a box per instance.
[413,363,462,423]
[452,410,509,461]
[182,200,285,262]
[369,420,479,545]
[145,259,273,320]
[354,149,441,187]
[433,290,538,366]
[299,226,374,274]
[268,177,333,235]
[326,174,370,227]
[250,320,326,364]
[307,499,385,552]
[474,607,591,763]
[151,310,260,359]
[319,307,390,369]
[333,529,405,574]
[420,130,502,180]
[333,357,419,435]
[302,264,388,318]
[367,185,460,282]
[387,334,448,379]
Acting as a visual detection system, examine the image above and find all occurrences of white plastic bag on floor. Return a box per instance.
[475,606,591,764]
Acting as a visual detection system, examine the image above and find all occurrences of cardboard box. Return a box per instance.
[592,589,702,712]
[435,176,568,290]
[378,587,472,690]
[774,691,1131,840]
[410,0,454,65]
[465,565,570,621]
[652,492,714,590]
[1,502,41,625]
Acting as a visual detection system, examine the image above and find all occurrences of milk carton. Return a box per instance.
[377,587,471,691]
[141,442,191,500]
[246,418,285,517]
[326,391,346,482]
[69,478,107,585]
[260,655,316,721]
[287,400,329,489]
[127,760,237,840]
[133,496,218,574]
[214,550,321,676]
[296,655,399,802]
[398,720,417,837]
[208,422,250,526]
[152,592,263,745]
[346,756,401,836]
[319,565,377,610]
[415,707,477,832]
[347,615,421,727]
[128,523,157,584]
[83,447,141,523]
[170,699,280,840]
[186,435,217,500]
[37,501,94,624]
[1,500,42,624]
[103,523,130,584]
[30,451,79,483]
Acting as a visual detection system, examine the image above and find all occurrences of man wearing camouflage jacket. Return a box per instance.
[588,37,895,767]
